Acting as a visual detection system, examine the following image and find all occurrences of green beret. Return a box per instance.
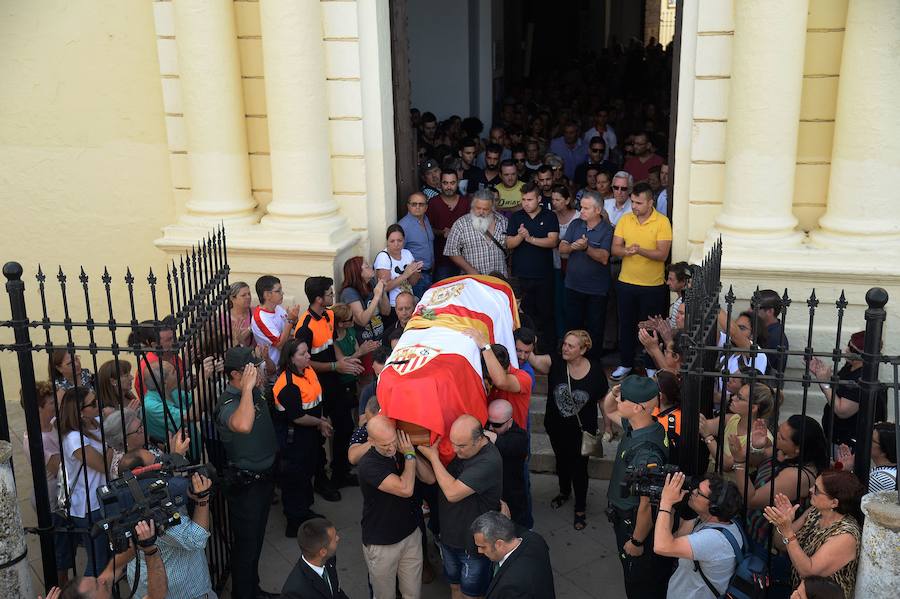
[620,375,659,404]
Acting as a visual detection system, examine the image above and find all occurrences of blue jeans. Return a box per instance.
[439,543,492,597]
[412,270,433,299]
[68,509,111,576]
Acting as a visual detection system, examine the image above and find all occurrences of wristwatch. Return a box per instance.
[403,452,416,461]
[481,343,491,352]
[628,536,644,547]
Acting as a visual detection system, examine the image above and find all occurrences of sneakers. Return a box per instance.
[611,366,632,380]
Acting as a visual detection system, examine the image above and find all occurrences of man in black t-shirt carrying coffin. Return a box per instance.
[357,415,424,599]
[603,374,671,599]
[417,414,503,599]
[215,347,279,599]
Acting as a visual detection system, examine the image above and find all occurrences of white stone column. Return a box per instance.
[713,0,807,244]
[172,0,256,224]
[855,490,900,597]
[0,442,33,599]
[812,0,900,248]
[257,0,353,244]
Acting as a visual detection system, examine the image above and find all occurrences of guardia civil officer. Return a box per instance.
[603,375,672,598]
[216,346,280,599]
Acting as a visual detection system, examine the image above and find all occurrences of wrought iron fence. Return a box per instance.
[677,240,900,592]
[0,227,233,593]
[680,240,900,501]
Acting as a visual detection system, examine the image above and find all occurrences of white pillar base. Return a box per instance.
[855,490,900,599]
[155,223,362,306]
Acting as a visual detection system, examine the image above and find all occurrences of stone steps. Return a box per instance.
[527,374,616,480]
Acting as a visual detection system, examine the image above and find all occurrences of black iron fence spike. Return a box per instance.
[836,290,848,310]
[807,288,819,308]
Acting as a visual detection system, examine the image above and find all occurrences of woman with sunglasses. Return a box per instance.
[810,330,888,455]
[58,387,112,576]
[374,224,423,326]
[765,469,863,599]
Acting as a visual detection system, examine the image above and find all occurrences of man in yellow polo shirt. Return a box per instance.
[610,182,672,379]
[496,159,523,215]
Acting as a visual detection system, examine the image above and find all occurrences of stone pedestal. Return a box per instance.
[855,490,900,598]
[0,441,33,599]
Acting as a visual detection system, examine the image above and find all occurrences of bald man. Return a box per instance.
[485,400,531,528]
[357,416,423,599]
[418,415,502,599]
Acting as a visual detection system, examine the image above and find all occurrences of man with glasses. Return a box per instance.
[398,191,435,298]
[511,144,533,182]
[574,136,615,187]
[654,472,743,598]
[485,399,531,529]
[583,108,618,162]
[417,414,503,599]
[251,275,301,370]
[604,171,634,227]
[624,132,663,184]
[603,375,671,598]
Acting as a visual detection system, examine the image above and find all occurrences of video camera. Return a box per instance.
[620,463,699,503]
[92,454,218,553]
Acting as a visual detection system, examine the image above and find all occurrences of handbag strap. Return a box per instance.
[566,365,586,430]
[61,461,85,509]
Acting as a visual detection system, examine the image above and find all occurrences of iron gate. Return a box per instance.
[0,228,233,593]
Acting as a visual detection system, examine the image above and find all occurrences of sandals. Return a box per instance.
[574,512,587,531]
[550,494,570,509]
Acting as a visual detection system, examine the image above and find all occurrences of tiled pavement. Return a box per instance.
[8,399,625,598]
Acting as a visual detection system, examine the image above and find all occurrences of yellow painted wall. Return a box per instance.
[155,0,372,237]
[678,0,849,259]
[0,0,175,397]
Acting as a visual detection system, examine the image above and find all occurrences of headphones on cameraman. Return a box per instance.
[706,477,731,519]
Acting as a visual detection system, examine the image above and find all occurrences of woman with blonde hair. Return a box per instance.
[528,330,608,530]
[227,281,255,348]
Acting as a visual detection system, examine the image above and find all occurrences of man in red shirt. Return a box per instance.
[426,169,471,283]
[463,329,531,430]
[623,131,664,184]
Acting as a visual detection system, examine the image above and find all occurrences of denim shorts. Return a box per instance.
[439,543,492,597]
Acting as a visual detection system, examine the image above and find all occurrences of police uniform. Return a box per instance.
[215,347,278,599]
[272,365,324,531]
[606,376,672,599]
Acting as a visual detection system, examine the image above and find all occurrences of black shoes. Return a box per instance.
[331,473,359,488]
[314,477,342,502]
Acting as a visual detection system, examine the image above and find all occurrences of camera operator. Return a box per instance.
[654,472,744,598]
[119,450,216,598]
[215,346,279,599]
[47,519,167,599]
[603,375,671,598]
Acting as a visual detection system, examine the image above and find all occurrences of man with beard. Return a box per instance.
[478,143,503,189]
[623,132,663,184]
[418,111,438,157]
[444,188,509,277]
[427,169,471,282]
[535,165,555,211]
[524,140,543,173]
[458,138,483,195]
[420,158,441,199]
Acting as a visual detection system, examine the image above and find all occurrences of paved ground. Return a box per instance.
[8,400,625,598]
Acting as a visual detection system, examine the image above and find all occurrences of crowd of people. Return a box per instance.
[29,49,897,599]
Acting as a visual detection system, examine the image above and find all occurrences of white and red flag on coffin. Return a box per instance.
[377,276,520,465]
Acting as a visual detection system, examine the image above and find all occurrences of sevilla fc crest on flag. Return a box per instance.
[389,344,441,375]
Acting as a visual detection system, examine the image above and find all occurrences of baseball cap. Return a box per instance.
[420,158,440,174]
[223,346,256,373]
[620,375,660,404]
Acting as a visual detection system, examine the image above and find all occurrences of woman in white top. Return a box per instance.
[374,223,423,313]
[58,386,113,575]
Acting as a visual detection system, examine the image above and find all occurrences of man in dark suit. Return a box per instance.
[281,517,349,599]
[471,511,555,599]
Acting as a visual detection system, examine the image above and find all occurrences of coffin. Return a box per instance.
[377,275,520,464]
